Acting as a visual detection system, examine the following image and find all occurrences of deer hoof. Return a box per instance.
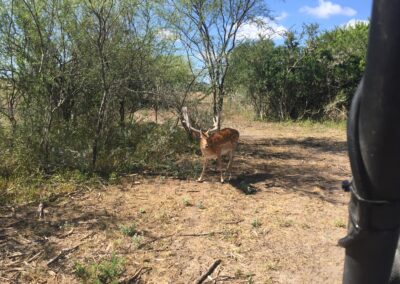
[197,178,204,183]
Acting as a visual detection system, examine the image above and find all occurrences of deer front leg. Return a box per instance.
[197,157,208,182]
[226,150,235,181]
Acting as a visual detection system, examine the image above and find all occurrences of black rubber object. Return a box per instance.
[341,1,400,283]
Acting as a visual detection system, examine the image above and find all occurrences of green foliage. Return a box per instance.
[74,255,125,284]
[182,197,192,207]
[118,223,137,237]
[0,0,369,206]
[334,220,347,228]
[227,23,369,121]
[0,0,195,182]
[95,121,196,176]
[0,119,196,205]
[131,234,144,249]
[251,218,261,228]
[196,200,205,209]
[0,170,100,206]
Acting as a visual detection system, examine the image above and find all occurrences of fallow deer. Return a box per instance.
[182,107,240,183]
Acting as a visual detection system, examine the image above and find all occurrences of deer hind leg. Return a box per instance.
[197,157,208,182]
[226,150,235,181]
[217,152,224,183]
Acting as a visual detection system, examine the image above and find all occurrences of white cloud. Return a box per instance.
[157,29,178,41]
[275,11,288,21]
[237,17,287,41]
[343,18,369,28]
[300,0,356,19]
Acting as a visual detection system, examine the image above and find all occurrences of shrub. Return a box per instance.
[74,255,125,284]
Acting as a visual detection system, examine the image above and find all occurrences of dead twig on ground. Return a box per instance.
[0,267,24,273]
[8,252,26,259]
[46,243,80,266]
[195,259,222,284]
[27,251,43,263]
[178,232,225,237]
[0,276,11,282]
[139,231,225,249]
[137,233,175,249]
[203,275,236,283]
[58,228,74,238]
[47,232,95,266]
[37,202,44,219]
[0,259,21,269]
[224,219,243,225]
[119,267,152,283]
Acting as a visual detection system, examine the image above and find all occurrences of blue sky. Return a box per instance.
[270,0,372,30]
[237,0,372,42]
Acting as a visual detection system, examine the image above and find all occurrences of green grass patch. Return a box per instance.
[251,218,261,229]
[0,170,102,206]
[334,220,347,228]
[182,197,192,207]
[74,255,125,284]
[280,119,346,131]
[118,223,137,237]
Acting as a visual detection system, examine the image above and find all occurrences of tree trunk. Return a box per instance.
[154,103,158,124]
[213,90,218,119]
[41,111,53,172]
[216,90,224,129]
[119,98,125,127]
[92,90,107,170]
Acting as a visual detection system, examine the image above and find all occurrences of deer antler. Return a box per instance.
[206,115,219,134]
[182,107,202,134]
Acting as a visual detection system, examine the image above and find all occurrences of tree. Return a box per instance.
[227,23,368,120]
[316,22,369,118]
[0,0,20,136]
[163,0,270,127]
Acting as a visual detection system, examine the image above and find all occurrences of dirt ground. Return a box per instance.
[0,118,351,283]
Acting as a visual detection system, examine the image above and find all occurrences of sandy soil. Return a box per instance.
[0,119,351,284]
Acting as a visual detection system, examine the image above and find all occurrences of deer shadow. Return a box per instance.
[228,173,273,194]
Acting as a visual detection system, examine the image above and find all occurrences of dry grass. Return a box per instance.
[0,115,351,283]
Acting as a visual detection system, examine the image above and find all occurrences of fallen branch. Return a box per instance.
[137,234,175,249]
[27,251,43,263]
[224,219,244,225]
[0,276,11,282]
[0,267,24,273]
[59,228,74,239]
[203,275,235,283]
[119,267,152,284]
[178,232,224,237]
[47,232,95,266]
[47,244,80,266]
[8,252,25,259]
[195,259,222,284]
[1,259,20,269]
[139,231,225,249]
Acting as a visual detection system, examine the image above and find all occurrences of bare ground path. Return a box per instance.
[0,121,351,283]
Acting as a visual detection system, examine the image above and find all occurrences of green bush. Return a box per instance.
[96,121,196,176]
[0,116,198,205]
